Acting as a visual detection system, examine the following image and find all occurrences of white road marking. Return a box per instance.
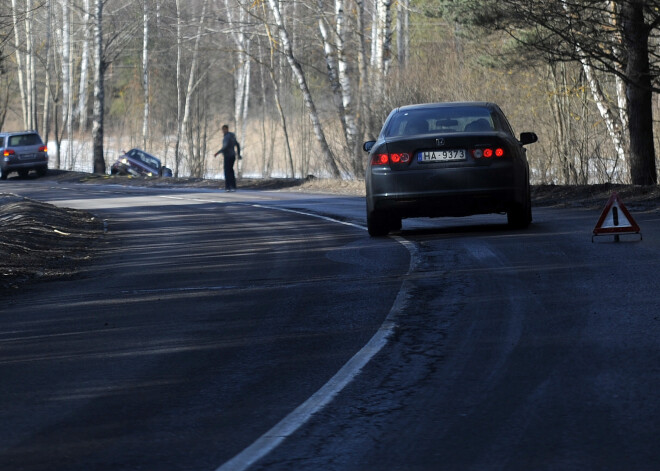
[214,203,418,471]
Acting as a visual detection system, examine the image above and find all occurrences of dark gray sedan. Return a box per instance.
[364,102,538,236]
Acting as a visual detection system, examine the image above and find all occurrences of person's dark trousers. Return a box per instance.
[224,155,236,190]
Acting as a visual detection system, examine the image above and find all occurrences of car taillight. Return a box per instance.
[471,147,505,159]
[39,145,47,152]
[371,153,411,166]
[3,149,15,156]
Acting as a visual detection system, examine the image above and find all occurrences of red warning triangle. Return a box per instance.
[593,192,641,235]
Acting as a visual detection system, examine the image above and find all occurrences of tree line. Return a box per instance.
[1,0,658,185]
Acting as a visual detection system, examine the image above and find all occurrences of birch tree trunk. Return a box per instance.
[334,0,360,174]
[267,0,341,177]
[374,0,393,76]
[61,0,73,167]
[78,0,91,132]
[174,0,183,176]
[43,0,53,147]
[261,22,295,177]
[11,0,28,128]
[181,0,208,178]
[92,0,106,174]
[396,0,409,68]
[142,0,150,148]
[560,0,627,182]
[25,0,37,130]
[224,0,251,166]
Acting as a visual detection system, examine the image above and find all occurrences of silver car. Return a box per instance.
[364,102,538,236]
[0,131,49,180]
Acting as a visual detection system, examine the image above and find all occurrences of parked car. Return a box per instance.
[110,148,173,177]
[0,131,49,180]
[363,101,538,236]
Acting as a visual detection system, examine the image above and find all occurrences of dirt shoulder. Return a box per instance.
[2,170,659,292]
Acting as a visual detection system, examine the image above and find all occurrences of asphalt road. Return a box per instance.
[2,180,660,470]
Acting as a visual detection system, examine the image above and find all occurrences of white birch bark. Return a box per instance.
[224,0,251,155]
[334,0,359,168]
[267,0,341,177]
[560,1,626,176]
[181,0,209,177]
[260,19,294,177]
[61,0,73,166]
[92,0,106,173]
[374,0,393,75]
[396,0,409,67]
[78,0,91,132]
[606,1,629,149]
[174,0,183,176]
[25,0,37,129]
[142,0,150,148]
[370,0,378,66]
[318,0,358,170]
[11,0,28,128]
[43,0,53,146]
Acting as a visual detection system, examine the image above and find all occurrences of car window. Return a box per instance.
[8,134,43,146]
[140,152,160,169]
[383,106,504,137]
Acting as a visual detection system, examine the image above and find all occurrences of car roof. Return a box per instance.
[394,102,499,113]
[0,130,41,136]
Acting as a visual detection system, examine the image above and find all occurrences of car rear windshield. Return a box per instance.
[383,106,502,137]
[8,134,43,147]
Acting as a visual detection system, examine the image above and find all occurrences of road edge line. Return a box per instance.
[215,206,417,471]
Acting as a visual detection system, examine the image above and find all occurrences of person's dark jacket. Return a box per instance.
[219,132,241,159]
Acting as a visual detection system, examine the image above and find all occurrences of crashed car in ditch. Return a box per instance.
[110,148,173,177]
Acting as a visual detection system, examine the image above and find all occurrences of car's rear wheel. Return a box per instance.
[390,216,402,232]
[367,210,391,237]
[36,166,48,177]
[507,191,532,229]
[0,168,7,180]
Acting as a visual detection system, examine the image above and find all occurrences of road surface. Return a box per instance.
[1,179,660,470]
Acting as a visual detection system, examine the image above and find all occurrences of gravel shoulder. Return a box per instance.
[2,170,659,292]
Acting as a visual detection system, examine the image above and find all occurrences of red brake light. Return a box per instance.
[470,147,505,159]
[39,145,47,153]
[373,154,389,165]
[4,149,15,156]
[371,153,410,166]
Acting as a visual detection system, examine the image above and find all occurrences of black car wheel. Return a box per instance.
[507,193,532,229]
[367,210,391,237]
[0,168,7,180]
[36,166,48,177]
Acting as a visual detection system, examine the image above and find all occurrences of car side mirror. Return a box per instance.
[363,141,376,152]
[520,132,538,145]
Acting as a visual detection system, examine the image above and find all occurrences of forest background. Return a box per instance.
[1,0,659,185]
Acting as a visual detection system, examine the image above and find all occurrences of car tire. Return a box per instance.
[507,192,532,229]
[0,168,7,180]
[367,210,391,237]
[390,216,402,232]
[36,166,48,177]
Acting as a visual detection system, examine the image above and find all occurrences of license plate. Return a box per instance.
[418,149,466,163]
[18,153,35,160]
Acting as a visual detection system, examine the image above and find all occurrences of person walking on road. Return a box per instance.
[214,124,241,191]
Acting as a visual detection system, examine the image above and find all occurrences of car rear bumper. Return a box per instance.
[2,157,48,171]
[367,163,528,218]
[369,188,525,218]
